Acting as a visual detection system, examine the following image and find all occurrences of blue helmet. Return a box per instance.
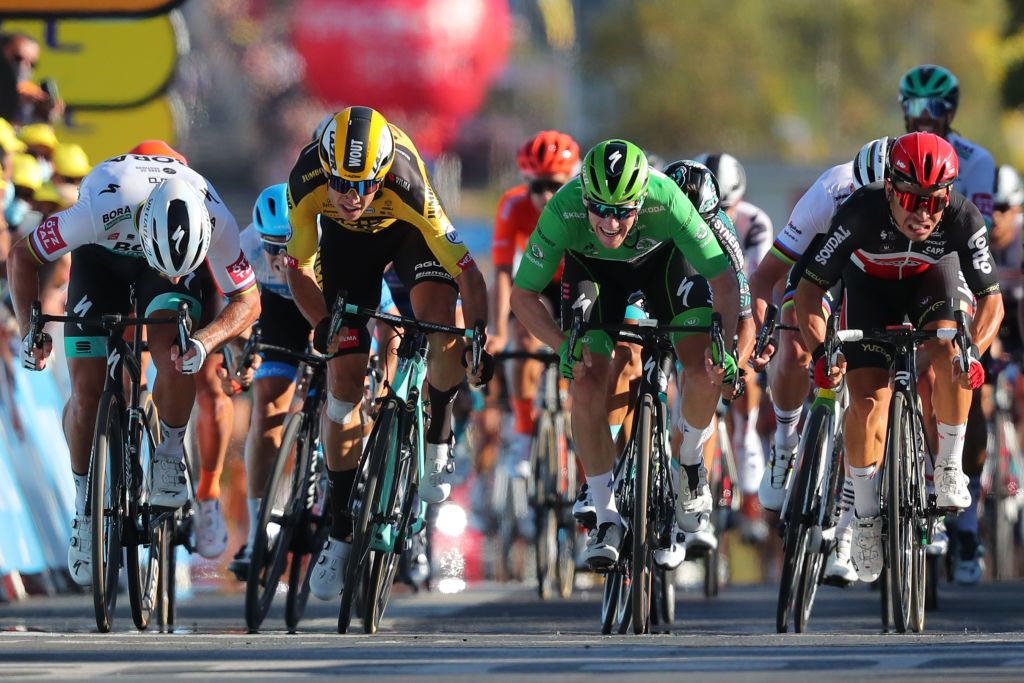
[252,183,290,240]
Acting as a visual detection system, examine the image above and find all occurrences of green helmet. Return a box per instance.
[580,139,649,206]
[899,64,959,111]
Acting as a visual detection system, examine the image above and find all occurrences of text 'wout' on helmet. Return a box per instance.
[318,106,396,182]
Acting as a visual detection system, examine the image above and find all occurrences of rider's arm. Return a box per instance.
[284,181,329,327]
[201,201,262,349]
[955,201,1003,354]
[796,201,859,352]
[794,276,829,354]
[488,194,519,350]
[749,252,790,329]
[511,206,569,349]
[8,237,44,336]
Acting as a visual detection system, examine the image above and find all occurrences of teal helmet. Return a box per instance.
[899,64,959,114]
[580,139,649,206]
[252,183,290,240]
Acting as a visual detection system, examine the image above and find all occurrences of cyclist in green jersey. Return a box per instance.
[511,139,740,567]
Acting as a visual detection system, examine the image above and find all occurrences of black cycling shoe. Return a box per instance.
[228,544,251,582]
[572,483,597,531]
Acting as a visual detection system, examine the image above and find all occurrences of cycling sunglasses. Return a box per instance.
[892,182,949,214]
[327,175,384,196]
[586,200,641,220]
[901,97,954,119]
[528,178,564,195]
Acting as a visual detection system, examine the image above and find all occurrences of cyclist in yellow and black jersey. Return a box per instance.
[283,106,491,602]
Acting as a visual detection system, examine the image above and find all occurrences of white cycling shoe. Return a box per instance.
[759,444,796,512]
[584,521,623,569]
[421,441,454,504]
[572,483,597,529]
[195,499,228,559]
[935,465,971,510]
[684,525,719,552]
[150,453,189,509]
[654,525,686,570]
[823,526,857,585]
[310,537,351,601]
[68,513,92,586]
[851,515,883,583]
[676,463,712,533]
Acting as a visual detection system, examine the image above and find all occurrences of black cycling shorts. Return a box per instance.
[255,289,311,372]
[840,255,973,371]
[316,222,457,356]
[64,245,216,358]
[560,242,713,357]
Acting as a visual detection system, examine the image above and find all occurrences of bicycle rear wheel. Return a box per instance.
[154,516,175,631]
[600,569,624,634]
[629,396,656,634]
[246,411,305,632]
[993,413,1018,580]
[884,393,913,633]
[91,392,124,633]
[909,428,928,633]
[339,404,395,634]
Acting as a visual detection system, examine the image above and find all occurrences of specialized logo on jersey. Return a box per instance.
[35,216,67,255]
[815,225,851,266]
[99,183,120,195]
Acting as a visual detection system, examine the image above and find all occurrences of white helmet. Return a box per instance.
[139,177,212,277]
[994,164,1024,208]
[695,152,746,208]
[312,112,334,144]
[852,136,892,188]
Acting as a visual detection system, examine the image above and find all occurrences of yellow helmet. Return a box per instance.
[317,106,395,183]
[53,142,91,179]
[33,181,61,205]
[0,117,25,153]
[12,153,42,192]
[18,123,58,150]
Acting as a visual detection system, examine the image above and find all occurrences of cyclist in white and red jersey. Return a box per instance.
[751,136,891,583]
[8,148,260,585]
[795,132,1003,581]
[695,152,772,533]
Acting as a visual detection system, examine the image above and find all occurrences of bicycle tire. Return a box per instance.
[339,403,395,634]
[600,570,623,634]
[286,427,327,631]
[885,393,913,633]
[555,414,577,599]
[776,404,825,633]
[245,411,304,632]
[534,413,555,600]
[90,391,124,633]
[909,420,928,633]
[993,413,1017,580]
[631,396,655,634]
[795,407,837,633]
[127,392,163,632]
[154,517,173,631]
[925,553,939,611]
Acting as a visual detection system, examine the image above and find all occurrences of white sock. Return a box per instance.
[850,463,880,518]
[158,420,188,460]
[73,470,88,516]
[936,421,967,470]
[587,470,619,526]
[837,474,855,531]
[774,405,802,451]
[246,497,261,548]
[679,418,713,466]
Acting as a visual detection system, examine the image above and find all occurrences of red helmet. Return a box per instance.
[517,130,579,176]
[887,132,957,190]
[129,140,188,166]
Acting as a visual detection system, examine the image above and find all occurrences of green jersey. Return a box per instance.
[513,171,728,292]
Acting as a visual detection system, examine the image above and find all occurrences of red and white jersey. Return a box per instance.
[26,153,256,297]
[949,132,995,224]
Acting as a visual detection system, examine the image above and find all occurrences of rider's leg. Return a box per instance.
[608,340,641,445]
[509,317,543,475]
[243,373,297,546]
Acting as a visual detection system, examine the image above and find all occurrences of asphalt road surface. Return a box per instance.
[2,578,1023,681]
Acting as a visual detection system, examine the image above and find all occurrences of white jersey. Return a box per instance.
[730,200,772,275]
[27,153,256,297]
[991,212,1022,300]
[240,224,293,300]
[772,162,857,263]
[949,132,995,224]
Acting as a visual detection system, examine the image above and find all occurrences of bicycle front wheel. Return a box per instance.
[630,396,655,634]
[127,393,162,632]
[533,412,556,600]
[91,391,124,633]
[246,411,305,632]
[885,392,913,633]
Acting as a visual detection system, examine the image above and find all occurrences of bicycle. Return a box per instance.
[567,304,726,635]
[332,291,486,634]
[835,312,970,633]
[29,290,193,633]
[494,350,579,601]
[763,303,848,633]
[985,357,1024,580]
[235,326,335,633]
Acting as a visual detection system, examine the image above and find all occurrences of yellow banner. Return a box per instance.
[0,14,182,107]
[56,94,182,163]
[0,1,184,18]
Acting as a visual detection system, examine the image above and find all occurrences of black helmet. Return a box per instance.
[663,159,722,219]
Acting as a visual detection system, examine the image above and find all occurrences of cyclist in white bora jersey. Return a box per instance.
[899,64,996,582]
[750,137,891,585]
[695,152,772,537]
